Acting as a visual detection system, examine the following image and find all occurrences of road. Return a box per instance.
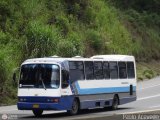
[1,76,160,120]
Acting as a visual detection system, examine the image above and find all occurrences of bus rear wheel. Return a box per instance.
[32,109,43,117]
[112,95,119,110]
[67,98,79,115]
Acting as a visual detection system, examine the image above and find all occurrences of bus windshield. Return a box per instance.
[19,64,60,89]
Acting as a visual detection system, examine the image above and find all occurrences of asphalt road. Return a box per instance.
[1,77,160,120]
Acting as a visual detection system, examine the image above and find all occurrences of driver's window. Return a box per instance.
[62,70,69,88]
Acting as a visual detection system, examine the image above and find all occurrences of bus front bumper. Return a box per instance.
[17,102,67,110]
[17,96,74,110]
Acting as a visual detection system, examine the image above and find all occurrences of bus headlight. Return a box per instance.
[19,98,26,102]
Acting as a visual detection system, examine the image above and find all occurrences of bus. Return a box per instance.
[13,55,137,117]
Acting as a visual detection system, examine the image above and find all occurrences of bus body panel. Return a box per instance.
[74,79,136,95]
[79,93,136,109]
[72,79,136,109]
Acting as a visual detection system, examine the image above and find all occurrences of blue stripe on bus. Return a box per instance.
[75,82,136,95]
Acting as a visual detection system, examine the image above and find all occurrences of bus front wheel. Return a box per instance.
[32,109,43,117]
[67,98,79,115]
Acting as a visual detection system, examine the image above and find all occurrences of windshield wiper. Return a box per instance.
[40,78,46,90]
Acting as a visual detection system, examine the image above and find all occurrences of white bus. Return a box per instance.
[14,55,137,116]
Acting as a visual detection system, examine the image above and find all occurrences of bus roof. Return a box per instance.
[22,55,135,65]
[91,55,135,61]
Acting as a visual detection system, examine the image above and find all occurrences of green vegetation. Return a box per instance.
[107,0,160,60]
[137,61,160,80]
[0,0,159,105]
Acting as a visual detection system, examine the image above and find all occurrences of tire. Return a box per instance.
[112,95,119,110]
[32,109,43,117]
[67,99,79,115]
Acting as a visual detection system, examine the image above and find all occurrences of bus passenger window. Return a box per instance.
[84,61,94,80]
[127,62,135,78]
[109,62,118,79]
[118,62,127,79]
[103,62,110,79]
[69,61,84,83]
[94,61,103,79]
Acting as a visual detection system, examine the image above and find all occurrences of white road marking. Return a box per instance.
[118,108,160,114]
[137,83,160,90]
[137,94,160,101]
[149,105,160,108]
[0,109,17,112]
[43,111,65,114]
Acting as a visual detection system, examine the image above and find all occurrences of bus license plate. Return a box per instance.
[33,104,39,108]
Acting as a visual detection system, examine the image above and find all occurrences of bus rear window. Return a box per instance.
[69,61,84,82]
[127,62,135,78]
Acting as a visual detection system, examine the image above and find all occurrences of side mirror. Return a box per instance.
[13,72,16,83]
[12,67,20,86]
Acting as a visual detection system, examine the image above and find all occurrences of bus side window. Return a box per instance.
[84,61,94,80]
[118,62,127,79]
[94,61,103,79]
[109,62,118,79]
[127,62,135,78]
[103,62,110,79]
[62,70,69,88]
[69,61,84,83]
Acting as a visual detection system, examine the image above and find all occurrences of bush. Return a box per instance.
[56,15,70,35]
[0,58,7,87]
[25,21,61,58]
[137,76,144,81]
[0,55,7,100]
[0,31,10,45]
[143,69,154,79]
[0,0,11,21]
[144,72,152,79]
[56,40,75,57]
[67,32,84,56]
[86,30,104,53]
[143,69,154,76]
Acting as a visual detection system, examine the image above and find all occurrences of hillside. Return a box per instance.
[0,0,160,104]
[108,0,160,61]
